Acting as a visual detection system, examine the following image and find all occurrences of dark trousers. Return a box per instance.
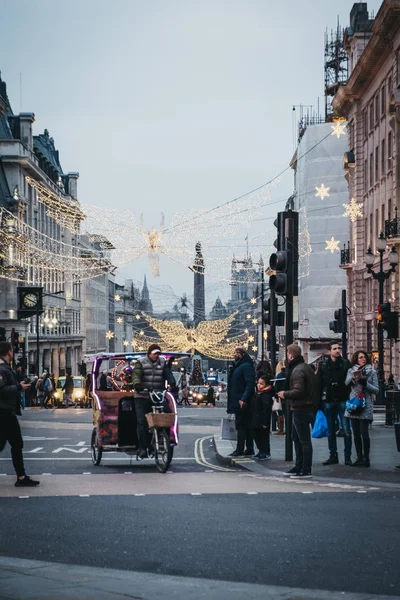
[0,413,25,477]
[253,429,270,455]
[235,408,254,453]
[292,412,314,474]
[351,418,371,459]
[134,397,153,450]
[43,393,52,408]
[323,401,352,460]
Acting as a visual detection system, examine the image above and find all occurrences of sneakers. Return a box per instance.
[136,449,148,461]
[228,450,245,457]
[345,459,353,466]
[322,455,339,466]
[15,476,40,487]
[290,472,313,479]
[256,453,271,461]
[351,456,364,467]
[394,465,400,471]
[283,466,300,477]
[244,449,255,456]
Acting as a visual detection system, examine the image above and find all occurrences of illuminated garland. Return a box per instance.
[25,176,86,233]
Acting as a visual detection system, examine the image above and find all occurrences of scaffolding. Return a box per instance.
[325,21,348,121]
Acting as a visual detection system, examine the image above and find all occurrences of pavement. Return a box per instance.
[0,556,399,600]
[214,423,400,486]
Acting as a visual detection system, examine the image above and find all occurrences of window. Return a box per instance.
[375,96,379,123]
[375,146,379,182]
[381,139,385,175]
[370,152,374,187]
[364,217,368,249]
[364,159,368,193]
[381,206,385,236]
[376,208,379,240]
[363,110,368,138]
[369,213,373,248]
[381,85,386,116]
[388,131,393,169]
[388,75,392,95]
[369,103,374,130]
[388,198,392,220]
[366,319,372,354]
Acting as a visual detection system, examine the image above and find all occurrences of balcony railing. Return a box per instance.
[340,242,352,266]
[385,207,400,240]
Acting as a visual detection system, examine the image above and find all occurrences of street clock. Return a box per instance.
[17,287,43,319]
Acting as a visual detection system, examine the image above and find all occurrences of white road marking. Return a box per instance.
[24,437,70,441]
[302,491,313,494]
[79,494,90,497]
[191,493,202,496]
[246,492,258,495]
[41,473,52,476]
[0,457,196,461]
[24,447,45,454]
[194,437,235,472]
[134,493,145,497]
[82,472,91,475]
[18,496,30,499]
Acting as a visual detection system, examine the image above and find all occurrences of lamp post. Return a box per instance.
[365,233,398,405]
[37,290,64,376]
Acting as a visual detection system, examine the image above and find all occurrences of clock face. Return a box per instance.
[23,293,38,308]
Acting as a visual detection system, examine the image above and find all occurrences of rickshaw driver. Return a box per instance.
[132,344,177,459]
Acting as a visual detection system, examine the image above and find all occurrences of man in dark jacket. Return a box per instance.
[132,344,176,459]
[318,342,352,465]
[251,375,274,460]
[227,347,255,457]
[0,342,39,487]
[277,344,316,478]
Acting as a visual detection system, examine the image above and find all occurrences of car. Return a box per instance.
[188,385,218,405]
[53,376,87,408]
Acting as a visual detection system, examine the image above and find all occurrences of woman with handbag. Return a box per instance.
[345,351,378,468]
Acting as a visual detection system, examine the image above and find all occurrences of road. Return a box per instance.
[0,406,399,599]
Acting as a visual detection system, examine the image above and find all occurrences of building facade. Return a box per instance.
[333,0,400,377]
[0,73,111,375]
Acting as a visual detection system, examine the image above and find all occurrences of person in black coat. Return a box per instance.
[252,375,274,460]
[0,342,39,487]
[227,347,256,457]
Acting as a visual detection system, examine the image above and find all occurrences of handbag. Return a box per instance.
[220,414,236,440]
[272,398,282,412]
[312,409,328,438]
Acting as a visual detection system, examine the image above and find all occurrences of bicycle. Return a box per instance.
[145,389,178,473]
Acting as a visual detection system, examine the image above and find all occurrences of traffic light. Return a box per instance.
[267,337,279,353]
[11,329,19,353]
[377,303,391,329]
[0,327,5,341]
[262,297,277,325]
[329,309,343,333]
[377,303,398,338]
[269,210,298,296]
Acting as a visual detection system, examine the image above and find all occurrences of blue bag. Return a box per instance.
[346,396,366,415]
[311,409,328,438]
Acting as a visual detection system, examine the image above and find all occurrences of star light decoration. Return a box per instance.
[135,314,141,320]
[343,198,363,222]
[246,314,252,319]
[315,184,330,200]
[123,340,129,347]
[114,294,121,302]
[106,331,114,340]
[252,345,258,352]
[116,317,123,324]
[131,311,249,360]
[250,298,257,305]
[252,318,258,325]
[331,121,346,139]
[325,237,340,254]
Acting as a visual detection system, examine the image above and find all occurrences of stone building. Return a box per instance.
[333,1,400,377]
[0,73,110,375]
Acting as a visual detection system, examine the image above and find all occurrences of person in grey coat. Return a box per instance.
[345,350,379,468]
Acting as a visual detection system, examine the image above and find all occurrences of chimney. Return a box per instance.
[18,113,35,150]
[66,172,79,199]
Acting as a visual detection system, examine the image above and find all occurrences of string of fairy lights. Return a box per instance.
[0,119,358,358]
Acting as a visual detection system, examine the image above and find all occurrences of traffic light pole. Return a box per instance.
[284,245,294,462]
[269,288,277,376]
[341,289,348,361]
[260,267,265,362]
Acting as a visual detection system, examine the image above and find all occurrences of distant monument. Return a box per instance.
[193,242,205,327]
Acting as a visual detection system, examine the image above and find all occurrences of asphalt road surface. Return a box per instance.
[0,407,399,598]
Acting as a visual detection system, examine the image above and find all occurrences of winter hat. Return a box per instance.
[147,344,161,356]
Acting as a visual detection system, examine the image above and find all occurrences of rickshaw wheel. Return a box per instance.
[91,428,103,466]
[154,429,173,473]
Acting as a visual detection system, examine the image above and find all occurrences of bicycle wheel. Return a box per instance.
[91,428,103,466]
[153,428,173,473]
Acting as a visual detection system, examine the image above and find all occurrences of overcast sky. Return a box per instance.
[1,0,382,310]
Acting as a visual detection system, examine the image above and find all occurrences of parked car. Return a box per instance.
[188,385,219,405]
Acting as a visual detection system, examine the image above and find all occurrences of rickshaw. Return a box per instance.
[85,351,190,473]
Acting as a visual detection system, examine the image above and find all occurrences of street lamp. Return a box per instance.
[365,234,398,405]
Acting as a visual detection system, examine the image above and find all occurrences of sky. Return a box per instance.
[0,0,382,311]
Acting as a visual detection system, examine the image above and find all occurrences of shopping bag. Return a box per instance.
[272,398,282,412]
[220,415,236,440]
[311,409,328,439]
